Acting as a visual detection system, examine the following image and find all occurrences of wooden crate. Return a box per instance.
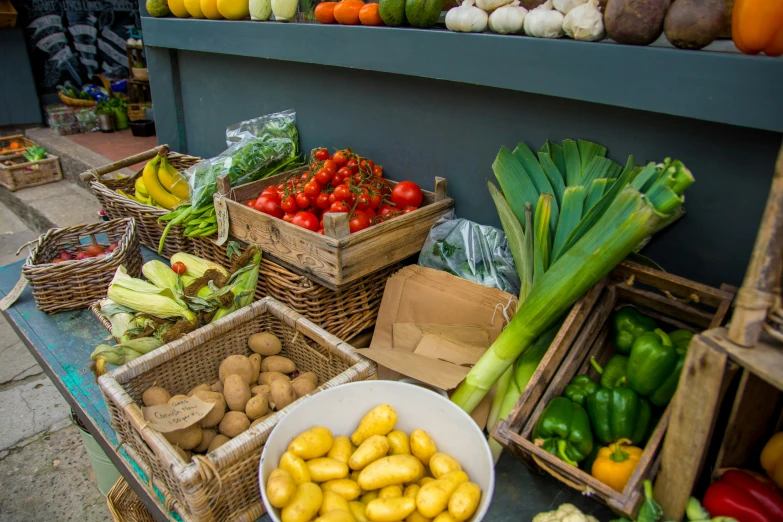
[494,262,734,518]
[98,297,376,522]
[0,134,37,159]
[0,154,63,191]
[217,170,454,290]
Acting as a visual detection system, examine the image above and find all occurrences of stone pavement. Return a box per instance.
[0,202,110,521]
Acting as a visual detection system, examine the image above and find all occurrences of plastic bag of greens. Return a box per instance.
[418,213,521,295]
[185,110,301,210]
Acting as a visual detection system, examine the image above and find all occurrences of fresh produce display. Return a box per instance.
[613,307,658,354]
[732,0,783,57]
[139,340,319,461]
[533,503,600,522]
[463,136,692,461]
[585,382,651,446]
[702,470,783,522]
[46,240,120,264]
[243,147,424,235]
[264,404,483,522]
[0,140,27,155]
[608,480,665,522]
[22,145,48,163]
[762,432,783,489]
[91,246,261,375]
[591,439,642,493]
[532,396,594,466]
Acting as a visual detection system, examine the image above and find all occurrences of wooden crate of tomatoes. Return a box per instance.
[215,147,453,290]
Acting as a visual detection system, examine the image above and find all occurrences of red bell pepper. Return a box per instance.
[704,470,783,522]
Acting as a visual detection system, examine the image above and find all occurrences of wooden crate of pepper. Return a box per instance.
[493,261,734,518]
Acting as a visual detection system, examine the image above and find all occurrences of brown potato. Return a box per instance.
[258,372,291,386]
[294,372,318,388]
[245,394,269,420]
[291,378,317,398]
[218,354,255,385]
[211,380,224,393]
[250,413,274,428]
[219,411,250,438]
[270,379,297,411]
[168,394,188,404]
[174,446,191,462]
[142,386,170,407]
[164,423,202,451]
[224,374,251,412]
[247,332,282,356]
[251,384,271,397]
[207,434,231,453]
[194,390,226,428]
[261,355,296,374]
[193,428,217,453]
[248,353,262,383]
[187,383,211,397]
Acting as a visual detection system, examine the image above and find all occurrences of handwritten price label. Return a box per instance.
[142,395,215,433]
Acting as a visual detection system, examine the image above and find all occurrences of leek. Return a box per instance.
[533,194,552,286]
[453,166,694,413]
[538,152,566,206]
[552,186,585,261]
[488,181,528,283]
[562,139,582,187]
[584,178,608,214]
[493,146,540,227]
[521,204,534,302]
[513,142,558,235]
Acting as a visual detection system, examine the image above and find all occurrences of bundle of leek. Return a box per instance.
[473,139,693,462]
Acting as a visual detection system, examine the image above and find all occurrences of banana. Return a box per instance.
[117,189,135,201]
[158,157,190,200]
[142,155,182,210]
[135,177,149,197]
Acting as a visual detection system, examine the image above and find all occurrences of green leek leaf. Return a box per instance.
[492,146,540,226]
[552,186,585,261]
[563,140,582,187]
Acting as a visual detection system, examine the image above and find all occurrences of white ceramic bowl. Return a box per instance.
[259,380,495,522]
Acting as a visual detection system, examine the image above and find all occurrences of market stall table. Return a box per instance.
[0,249,614,522]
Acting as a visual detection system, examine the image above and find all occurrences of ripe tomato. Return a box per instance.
[360,159,375,171]
[337,166,352,180]
[172,261,187,275]
[329,194,336,204]
[356,192,372,210]
[304,180,322,197]
[295,193,311,209]
[359,2,383,25]
[403,206,417,214]
[282,212,296,223]
[373,165,383,177]
[333,184,352,202]
[365,207,377,218]
[369,193,382,209]
[318,229,325,235]
[314,1,337,23]
[292,211,320,231]
[245,199,255,208]
[300,172,310,180]
[262,186,279,197]
[76,251,91,260]
[329,201,350,213]
[255,195,284,218]
[333,151,348,167]
[346,158,359,173]
[106,243,118,253]
[378,204,397,216]
[333,0,363,24]
[281,196,297,213]
[349,210,371,233]
[315,169,331,185]
[391,181,423,208]
[314,148,329,161]
[316,193,331,209]
[86,244,105,256]
[323,159,336,175]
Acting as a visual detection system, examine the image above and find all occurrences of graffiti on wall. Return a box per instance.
[12,0,140,94]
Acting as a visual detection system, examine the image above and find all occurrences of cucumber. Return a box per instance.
[404,0,441,28]
[379,0,406,26]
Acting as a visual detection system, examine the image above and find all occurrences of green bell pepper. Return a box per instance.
[614,307,657,354]
[644,329,693,407]
[532,396,594,466]
[562,374,599,407]
[586,385,652,446]
[590,355,629,389]
[627,328,683,402]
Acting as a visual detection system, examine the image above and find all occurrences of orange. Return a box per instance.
[359,2,383,25]
[333,0,363,24]
[314,1,337,23]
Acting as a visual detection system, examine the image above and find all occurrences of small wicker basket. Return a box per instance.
[82,146,201,259]
[22,218,142,313]
[98,297,375,522]
[107,478,155,522]
[0,154,63,192]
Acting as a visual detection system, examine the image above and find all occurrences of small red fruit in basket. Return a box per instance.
[283,212,296,223]
[316,193,331,209]
[372,165,383,177]
[86,244,105,257]
[281,196,297,213]
[76,251,91,260]
[292,211,319,231]
[304,180,322,197]
[314,148,329,161]
[295,193,311,210]
[323,159,336,175]
[59,251,73,261]
[172,261,187,275]
[378,204,396,217]
[332,151,348,167]
[255,195,284,218]
[329,201,350,213]
[349,210,371,233]
[245,200,255,208]
[315,169,332,185]
[392,181,423,209]
[106,243,119,253]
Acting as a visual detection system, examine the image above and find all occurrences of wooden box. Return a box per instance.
[216,170,454,290]
[0,134,37,159]
[0,154,63,191]
[493,262,734,518]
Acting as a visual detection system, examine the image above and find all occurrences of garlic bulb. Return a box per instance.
[476,0,513,14]
[271,0,297,21]
[446,0,489,32]
[488,0,527,34]
[523,0,564,38]
[250,0,272,19]
[562,0,604,41]
[552,0,586,15]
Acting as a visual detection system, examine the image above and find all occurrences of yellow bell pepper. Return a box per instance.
[591,438,642,493]
[761,432,783,488]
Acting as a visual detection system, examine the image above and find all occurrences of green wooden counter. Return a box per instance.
[0,250,613,521]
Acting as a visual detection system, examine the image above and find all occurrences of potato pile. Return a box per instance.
[140,332,319,461]
[266,405,482,522]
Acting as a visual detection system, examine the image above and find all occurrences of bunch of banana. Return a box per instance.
[117,150,190,210]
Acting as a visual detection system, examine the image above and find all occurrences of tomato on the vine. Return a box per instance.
[372,165,383,177]
[245,200,255,208]
[356,192,372,211]
[403,206,417,214]
[316,193,331,209]
[333,184,352,202]
[283,212,296,223]
[280,196,297,213]
[322,159,336,175]
[365,207,376,218]
[295,193,310,209]
[254,195,284,218]
[329,194,336,204]
[300,172,310,180]
[314,148,329,161]
[360,159,374,172]
[292,211,320,231]
[346,159,359,173]
[369,193,382,209]
[315,169,331,185]
[172,261,187,275]
[349,210,371,233]
[304,180,322,197]
[337,167,352,180]
[333,151,348,167]
[378,204,397,216]
[391,181,423,208]
[329,201,350,213]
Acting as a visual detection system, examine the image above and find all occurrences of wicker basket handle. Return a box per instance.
[79,145,169,181]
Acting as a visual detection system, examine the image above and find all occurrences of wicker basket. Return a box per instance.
[107,478,155,522]
[82,146,201,259]
[0,154,63,191]
[98,297,375,522]
[58,91,97,107]
[191,236,396,341]
[127,104,147,122]
[22,218,142,313]
[0,134,37,158]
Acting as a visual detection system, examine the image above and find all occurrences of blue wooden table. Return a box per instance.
[0,252,614,522]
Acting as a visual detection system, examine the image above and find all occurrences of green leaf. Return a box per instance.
[513,142,558,235]
[584,178,608,214]
[533,194,552,285]
[488,181,528,290]
[562,139,582,187]
[537,152,566,207]
[492,146,540,228]
[522,204,534,301]
[552,186,585,261]
[577,139,607,175]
